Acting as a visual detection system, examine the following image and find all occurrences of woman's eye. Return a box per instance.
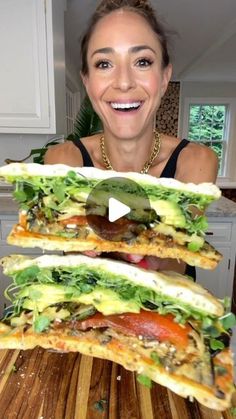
[95,60,111,69]
[136,58,153,67]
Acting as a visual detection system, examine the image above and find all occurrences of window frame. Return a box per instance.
[181,97,236,183]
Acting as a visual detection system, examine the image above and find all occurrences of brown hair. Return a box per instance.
[80,0,170,75]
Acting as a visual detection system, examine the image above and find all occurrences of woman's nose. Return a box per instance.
[113,65,136,91]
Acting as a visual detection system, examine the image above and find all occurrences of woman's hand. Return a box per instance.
[138,256,186,274]
[65,250,102,257]
[116,253,186,274]
[80,251,186,275]
[82,250,102,258]
[117,253,144,264]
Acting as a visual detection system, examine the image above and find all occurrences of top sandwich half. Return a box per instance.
[0,163,222,269]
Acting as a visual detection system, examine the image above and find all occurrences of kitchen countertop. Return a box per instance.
[0,348,235,419]
[1,193,236,218]
[0,194,19,216]
[206,196,236,218]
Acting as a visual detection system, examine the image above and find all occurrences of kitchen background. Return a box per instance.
[1,0,236,192]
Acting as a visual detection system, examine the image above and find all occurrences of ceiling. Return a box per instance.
[64,0,236,82]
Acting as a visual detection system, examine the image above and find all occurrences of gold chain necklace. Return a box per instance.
[100,130,161,174]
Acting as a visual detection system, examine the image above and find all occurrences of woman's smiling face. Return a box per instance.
[82,10,172,139]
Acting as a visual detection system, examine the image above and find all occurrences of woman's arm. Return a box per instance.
[175,142,219,184]
[44,141,83,166]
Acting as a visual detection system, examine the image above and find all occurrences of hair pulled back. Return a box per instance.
[80,0,170,75]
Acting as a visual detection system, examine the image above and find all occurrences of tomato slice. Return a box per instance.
[76,310,192,348]
[59,216,88,226]
[59,215,138,234]
[87,215,139,237]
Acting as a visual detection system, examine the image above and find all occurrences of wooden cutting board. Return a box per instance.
[0,348,235,419]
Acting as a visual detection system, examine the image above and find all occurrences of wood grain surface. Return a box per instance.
[0,348,235,419]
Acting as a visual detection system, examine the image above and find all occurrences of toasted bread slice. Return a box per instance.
[0,322,233,411]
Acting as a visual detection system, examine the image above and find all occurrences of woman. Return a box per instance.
[45,0,218,275]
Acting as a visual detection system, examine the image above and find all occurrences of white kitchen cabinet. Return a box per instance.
[197,245,231,298]
[0,245,43,316]
[196,218,236,302]
[0,214,61,316]
[0,0,66,134]
[0,214,44,315]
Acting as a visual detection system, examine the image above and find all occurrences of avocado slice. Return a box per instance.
[20,284,140,315]
[151,200,186,228]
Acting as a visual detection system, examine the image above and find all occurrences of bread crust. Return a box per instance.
[0,163,221,199]
[0,322,233,411]
[8,225,221,270]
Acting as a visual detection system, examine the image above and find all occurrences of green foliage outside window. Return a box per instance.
[188,104,227,175]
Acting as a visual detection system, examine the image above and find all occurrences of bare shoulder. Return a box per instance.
[44,141,83,166]
[176,141,219,183]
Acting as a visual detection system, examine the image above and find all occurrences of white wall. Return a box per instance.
[0,134,57,167]
[179,81,236,186]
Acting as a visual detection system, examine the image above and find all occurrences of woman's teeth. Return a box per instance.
[111,102,141,111]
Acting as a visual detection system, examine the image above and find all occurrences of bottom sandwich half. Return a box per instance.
[0,322,233,412]
[0,254,235,411]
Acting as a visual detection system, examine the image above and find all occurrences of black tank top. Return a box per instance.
[73,137,196,280]
[73,137,190,177]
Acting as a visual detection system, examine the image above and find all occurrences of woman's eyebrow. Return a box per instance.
[91,47,113,57]
[91,45,156,57]
[130,45,156,54]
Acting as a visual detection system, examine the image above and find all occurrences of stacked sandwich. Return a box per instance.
[0,163,235,411]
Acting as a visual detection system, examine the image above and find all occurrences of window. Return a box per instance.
[187,104,227,175]
[181,97,236,180]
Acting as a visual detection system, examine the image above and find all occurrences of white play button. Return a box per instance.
[86,176,151,241]
[108,197,131,222]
